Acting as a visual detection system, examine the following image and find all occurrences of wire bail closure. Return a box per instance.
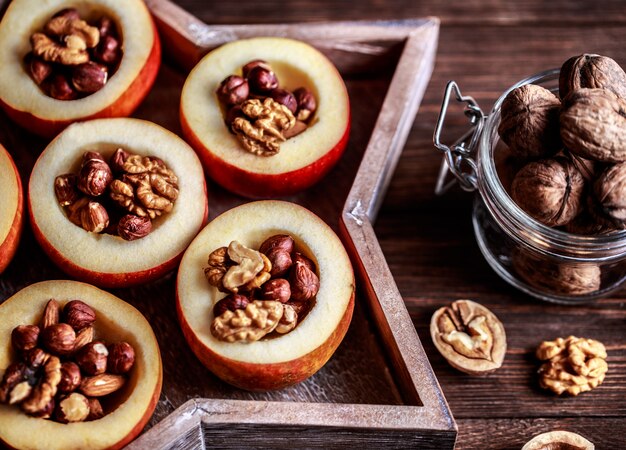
[433,81,485,195]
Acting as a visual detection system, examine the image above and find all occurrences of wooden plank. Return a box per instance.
[456,418,624,449]
[173,0,626,26]
[146,0,430,73]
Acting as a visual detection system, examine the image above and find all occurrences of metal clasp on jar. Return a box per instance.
[433,81,485,194]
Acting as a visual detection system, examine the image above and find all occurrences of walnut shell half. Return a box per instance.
[560,88,626,163]
[522,430,594,450]
[559,53,626,100]
[498,84,561,159]
[430,299,506,375]
[511,157,585,227]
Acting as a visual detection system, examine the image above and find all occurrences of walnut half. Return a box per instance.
[430,299,507,375]
[522,430,594,450]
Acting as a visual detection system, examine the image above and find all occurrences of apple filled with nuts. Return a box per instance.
[0,144,23,274]
[180,37,351,198]
[0,0,160,138]
[0,280,162,450]
[28,118,208,288]
[177,200,355,390]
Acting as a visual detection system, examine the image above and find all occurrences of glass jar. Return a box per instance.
[434,69,626,304]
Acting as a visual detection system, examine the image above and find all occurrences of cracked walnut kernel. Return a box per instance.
[536,335,608,396]
[211,300,284,343]
[232,98,296,156]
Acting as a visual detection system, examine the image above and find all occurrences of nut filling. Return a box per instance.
[26,8,123,100]
[54,148,179,240]
[216,60,318,156]
[0,299,136,423]
[204,234,319,342]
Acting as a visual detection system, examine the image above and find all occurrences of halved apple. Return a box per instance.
[0,143,23,274]
[0,280,162,450]
[29,118,208,288]
[180,37,351,198]
[0,0,160,138]
[177,200,355,390]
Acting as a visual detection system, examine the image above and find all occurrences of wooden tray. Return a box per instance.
[0,0,455,447]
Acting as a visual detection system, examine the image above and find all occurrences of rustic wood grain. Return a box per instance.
[170,1,626,447]
[2,0,626,447]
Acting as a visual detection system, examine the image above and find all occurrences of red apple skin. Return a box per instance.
[0,147,24,274]
[0,22,161,139]
[28,185,208,289]
[176,287,355,391]
[180,109,351,198]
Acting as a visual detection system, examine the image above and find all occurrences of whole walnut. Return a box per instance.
[511,157,585,227]
[559,54,626,99]
[512,250,601,296]
[498,84,561,159]
[590,162,626,229]
[560,88,626,162]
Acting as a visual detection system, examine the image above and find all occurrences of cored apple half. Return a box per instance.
[177,200,355,390]
[180,37,351,198]
[0,144,23,274]
[0,280,162,450]
[0,0,161,138]
[29,118,208,288]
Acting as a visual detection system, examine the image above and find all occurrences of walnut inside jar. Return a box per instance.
[26,8,123,100]
[216,60,317,157]
[205,235,319,343]
[511,156,586,228]
[54,148,179,241]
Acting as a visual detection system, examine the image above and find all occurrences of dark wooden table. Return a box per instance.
[1,1,625,448]
[173,1,626,448]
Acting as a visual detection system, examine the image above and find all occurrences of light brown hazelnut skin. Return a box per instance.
[118,214,152,240]
[63,300,96,331]
[213,294,249,317]
[42,323,76,356]
[48,73,78,101]
[216,75,249,106]
[107,342,136,375]
[58,362,82,393]
[80,201,110,233]
[54,174,80,207]
[72,62,108,94]
[259,279,291,303]
[11,325,40,352]
[290,254,320,301]
[260,235,295,278]
[86,397,104,421]
[77,151,113,197]
[75,341,108,375]
[294,87,317,122]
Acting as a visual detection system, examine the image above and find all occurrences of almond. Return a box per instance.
[79,374,125,397]
[42,299,59,328]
